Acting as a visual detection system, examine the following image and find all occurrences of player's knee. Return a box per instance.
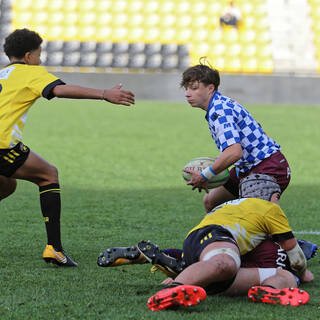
[0,177,17,200]
[39,164,59,185]
[47,164,59,182]
[203,248,240,278]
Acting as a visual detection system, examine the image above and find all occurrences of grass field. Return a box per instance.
[0,98,319,319]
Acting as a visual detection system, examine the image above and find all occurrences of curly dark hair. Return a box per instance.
[180,58,220,90]
[3,28,42,59]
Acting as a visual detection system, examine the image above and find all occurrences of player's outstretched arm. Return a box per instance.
[52,84,135,106]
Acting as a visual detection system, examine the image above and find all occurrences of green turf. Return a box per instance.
[1,99,319,319]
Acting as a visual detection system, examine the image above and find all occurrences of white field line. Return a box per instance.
[294,231,320,235]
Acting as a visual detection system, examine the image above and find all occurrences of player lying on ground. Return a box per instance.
[98,174,316,310]
[0,28,135,267]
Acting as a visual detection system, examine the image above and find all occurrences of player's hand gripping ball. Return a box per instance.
[182,157,230,189]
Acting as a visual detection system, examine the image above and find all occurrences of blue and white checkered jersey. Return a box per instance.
[205,91,280,173]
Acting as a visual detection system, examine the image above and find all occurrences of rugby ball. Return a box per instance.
[182,157,230,189]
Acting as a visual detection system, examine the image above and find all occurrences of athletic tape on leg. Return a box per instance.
[258,268,276,284]
[202,248,241,269]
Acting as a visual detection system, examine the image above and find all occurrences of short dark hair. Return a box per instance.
[180,64,220,90]
[3,28,42,59]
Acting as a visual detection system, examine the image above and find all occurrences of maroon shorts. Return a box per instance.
[241,239,290,270]
[224,151,291,197]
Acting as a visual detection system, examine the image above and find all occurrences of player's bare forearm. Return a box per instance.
[53,85,104,99]
[213,144,242,172]
[53,84,135,106]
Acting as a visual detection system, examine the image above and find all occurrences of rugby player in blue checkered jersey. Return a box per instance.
[181,62,291,212]
[0,29,135,267]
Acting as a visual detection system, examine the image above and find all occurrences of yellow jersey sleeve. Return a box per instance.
[263,205,294,241]
[27,65,64,99]
[0,63,64,148]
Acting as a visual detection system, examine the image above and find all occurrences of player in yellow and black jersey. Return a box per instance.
[0,28,135,267]
[186,197,293,257]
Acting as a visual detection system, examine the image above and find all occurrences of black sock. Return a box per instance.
[39,183,62,251]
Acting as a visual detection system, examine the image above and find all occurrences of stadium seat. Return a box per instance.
[47,12,64,25]
[176,0,191,14]
[145,54,162,69]
[191,14,208,29]
[62,0,77,12]
[128,13,144,27]
[224,58,242,73]
[12,12,32,26]
[0,8,12,24]
[45,26,64,40]
[225,44,241,58]
[40,51,48,64]
[78,12,96,26]
[112,42,130,54]
[0,52,9,66]
[11,0,32,11]
[257,58,273,73]
[47,0,64,12]
[239,30,257,44]
[128,0,144,13]
[241,44,257,59]
[127,27,144,42]
[63,41,81,53]
[46,41,64,52]
[45,52,64,66]
[161,43,178,56]
[242,58,258,73]
[178,55,191,69]
[162,54,179,69]
[112,13,129,27]
[96,27,113,41]
[112,53,129,68]
[177,44,190,57]
[176,14,192,28]
[78,26,97,41]
[212,43,226,56]
[129,42,146,54]
[145,43,161,55]
[78,0,96,12]
[144,27,160,42]
[142,0,159,13]
[96,42,113,54]
[128,53,146,68]
[190,1,206,15]
[61,26,78,41]
[223,28,239,44]
[158,0,174,14]
[95,53,113,68]
[62,52,80,66]
[192,29,209,43]
[80,41,97,53]
[95,0,113,12]
[159,14,176,28]
[176,29,192,43]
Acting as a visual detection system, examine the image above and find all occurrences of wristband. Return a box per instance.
[201,166,216,181]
